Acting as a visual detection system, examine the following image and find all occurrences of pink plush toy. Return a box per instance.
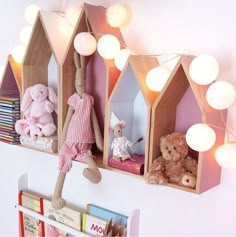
[15,84,58,138]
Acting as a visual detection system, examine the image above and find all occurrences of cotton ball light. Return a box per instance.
[106,4,128,27]
[65,7,81,26]
[146,67,170,92]
[114,48,131,71]
[215,143,236,168]
[24,4,41,25]
[186,123,216,152]
[189,55,219,85]
[12,45,26,64]
[206,81,236,110]
[74,32,97,56]
[20,26,32,45]
[97,34,120,60]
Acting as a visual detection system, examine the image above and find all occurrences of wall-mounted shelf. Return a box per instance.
[17,173,140,237]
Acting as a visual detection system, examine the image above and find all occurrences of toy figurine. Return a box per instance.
[110,113,143,161]
[52,51,103,210]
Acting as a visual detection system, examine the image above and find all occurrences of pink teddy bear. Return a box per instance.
[15,84,58,138]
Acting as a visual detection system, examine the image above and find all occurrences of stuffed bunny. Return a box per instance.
[15,84,58,138]
[52,51,103,210]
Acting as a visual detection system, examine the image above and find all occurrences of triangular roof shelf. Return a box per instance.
[103,55,160,177]
[0,55,22,97]
[22,10,72,91]
[59,3,126,146]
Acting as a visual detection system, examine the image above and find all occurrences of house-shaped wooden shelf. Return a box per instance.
[21,11,73,153]
[0,55,22,97]
[149,55,226,193]
[61,3,125,161]
[103,55,160,177]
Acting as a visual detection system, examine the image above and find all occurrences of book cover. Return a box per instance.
[18,191,45,237]
[87,204,128,226]
[108,154,145,175]
[43,198,81,237]
[82,213,108,237]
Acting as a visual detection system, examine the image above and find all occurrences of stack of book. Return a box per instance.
[0,96,20,144]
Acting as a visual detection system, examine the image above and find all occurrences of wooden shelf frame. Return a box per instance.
[149,55,227,193]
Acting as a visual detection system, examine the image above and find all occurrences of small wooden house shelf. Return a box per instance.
[60,3,125,161]
[149,56,226,193]
[21,10,73,153]
[0,54,22,97]
[104,55,159,177]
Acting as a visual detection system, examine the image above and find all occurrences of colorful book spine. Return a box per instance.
[108,154,145,175]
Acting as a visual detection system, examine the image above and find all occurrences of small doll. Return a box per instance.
[52,51,103,210]
[110,113,143,161]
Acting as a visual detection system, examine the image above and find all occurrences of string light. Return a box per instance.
[24,4,41,25]
[20,26,32,45]
[12,45,26,64]
[97,34,120,60]
[106,3,129,27]
[186,123,216,152]
[114,48,131,71]
[146,67,170,92]
[189,55,219,85]
[74,32,97,56]
[206,81,236,110]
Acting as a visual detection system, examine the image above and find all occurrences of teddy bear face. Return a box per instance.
[160,132,188,161]
[30,84,48,102]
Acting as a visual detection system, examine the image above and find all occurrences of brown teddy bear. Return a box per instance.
[147,132,197,188]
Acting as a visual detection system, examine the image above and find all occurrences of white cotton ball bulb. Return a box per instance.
[74,32,97,56]
[12,45,26,64]
[186,123,216,152]
[24,4,41,25]
[20,26,32,45]
[146,67,170,92]
[114,48,131,71]
[216,143,236,168]
[189,55,219,85]
[106,4,128,27]
[206,81,236,110]
[97,34,120,60]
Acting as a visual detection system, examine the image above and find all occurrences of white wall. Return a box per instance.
[0,0,236,237]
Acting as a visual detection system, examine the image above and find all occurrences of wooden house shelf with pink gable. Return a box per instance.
[149,55,226,194]
[103,55,160,177]
[61,3,125,165]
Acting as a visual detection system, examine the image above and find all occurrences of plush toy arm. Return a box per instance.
[91,106,103,152]
[59,106,74,148]
[45,101,54,113]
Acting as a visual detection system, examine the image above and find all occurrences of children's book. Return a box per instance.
[43,198,82,237]
[108,154,145,175]
[18,191,45,237]
[82,213,108,237]
[87,204,128,226]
